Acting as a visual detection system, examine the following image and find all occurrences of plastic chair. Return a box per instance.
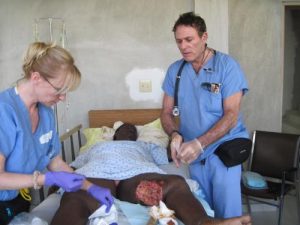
[242,130,300,225]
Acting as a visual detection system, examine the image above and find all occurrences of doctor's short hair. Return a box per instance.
[22,42,81,92]
[172,12,207,37]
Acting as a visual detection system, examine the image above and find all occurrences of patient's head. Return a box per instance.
[113,123,138,141]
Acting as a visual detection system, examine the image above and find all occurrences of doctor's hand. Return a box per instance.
[177,139,204,164]
[170,132,183,167]
[44,171,85,192]
[87,184,114,213]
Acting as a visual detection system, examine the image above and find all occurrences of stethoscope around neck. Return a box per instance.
[172,50,217,117]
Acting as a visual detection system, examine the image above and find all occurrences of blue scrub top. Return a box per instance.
[0,87,60,200]
[162,51,249,163]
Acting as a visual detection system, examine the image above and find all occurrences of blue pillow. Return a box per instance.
[242,171,268,190]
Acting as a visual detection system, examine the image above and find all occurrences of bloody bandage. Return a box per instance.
[136,180,163,206]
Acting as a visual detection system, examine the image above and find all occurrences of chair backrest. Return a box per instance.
[249,130,300,182]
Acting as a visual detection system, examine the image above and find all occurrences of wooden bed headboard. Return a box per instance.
[88,108,162,128]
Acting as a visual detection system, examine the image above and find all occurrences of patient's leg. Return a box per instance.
[117,173,207,225]
[117,173,252,225]
[50,178,116,225]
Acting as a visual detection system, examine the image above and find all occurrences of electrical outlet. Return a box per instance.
[139,79,152,92]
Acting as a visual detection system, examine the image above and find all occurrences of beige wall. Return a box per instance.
[229,0,284,132]
[0,0,298,134]
[195,0,228,53]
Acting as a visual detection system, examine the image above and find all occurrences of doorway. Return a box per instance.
[282,4,300,135]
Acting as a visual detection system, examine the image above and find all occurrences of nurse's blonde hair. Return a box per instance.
[22,42,81,93]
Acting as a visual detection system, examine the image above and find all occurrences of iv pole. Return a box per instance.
[34,17,67,133]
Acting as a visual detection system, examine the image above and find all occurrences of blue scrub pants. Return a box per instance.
[189,154,242,219]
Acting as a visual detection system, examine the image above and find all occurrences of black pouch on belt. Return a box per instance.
[215,138,252,167]
[0,194,30,225]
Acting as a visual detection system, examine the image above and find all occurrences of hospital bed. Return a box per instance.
[15,108,213,225]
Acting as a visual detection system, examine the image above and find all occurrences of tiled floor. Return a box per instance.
[243,194,299,225]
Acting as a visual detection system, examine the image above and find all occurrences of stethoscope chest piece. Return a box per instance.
[172,106,180,116]
[172,50,216,117]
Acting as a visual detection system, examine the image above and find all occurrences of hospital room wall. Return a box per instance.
[0,0,291,134]
[228,0,285,133]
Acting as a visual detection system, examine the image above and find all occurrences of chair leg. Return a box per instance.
[277,196,284,225]
[296,184,300,225]
[245,195,251,214]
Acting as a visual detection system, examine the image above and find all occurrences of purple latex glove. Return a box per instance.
[45,171,85,192]
[87,184,114,213]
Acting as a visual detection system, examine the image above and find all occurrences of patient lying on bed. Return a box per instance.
[51,123,251,225]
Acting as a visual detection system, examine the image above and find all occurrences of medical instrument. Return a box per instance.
[34,17,67,48]
[203,49,216,73]
[34,17,70,133]
[172,49,217,116]
[172,60,186,116]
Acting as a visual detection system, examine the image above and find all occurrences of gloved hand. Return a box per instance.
[44,171,85,192]
[170,132,183,167]
[178,138,204,164]
[87,184,114,213]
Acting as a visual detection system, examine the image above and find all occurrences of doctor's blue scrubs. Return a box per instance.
[162,51,249,218]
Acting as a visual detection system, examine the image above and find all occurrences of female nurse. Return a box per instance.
[0,42,113,225]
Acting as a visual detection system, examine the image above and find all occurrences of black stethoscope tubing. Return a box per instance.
[172,60,186,116]
[172,50,217,117]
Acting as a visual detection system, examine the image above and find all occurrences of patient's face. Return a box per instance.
[113,123,138,141]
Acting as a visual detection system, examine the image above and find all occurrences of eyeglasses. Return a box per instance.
[43,76,68,95]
